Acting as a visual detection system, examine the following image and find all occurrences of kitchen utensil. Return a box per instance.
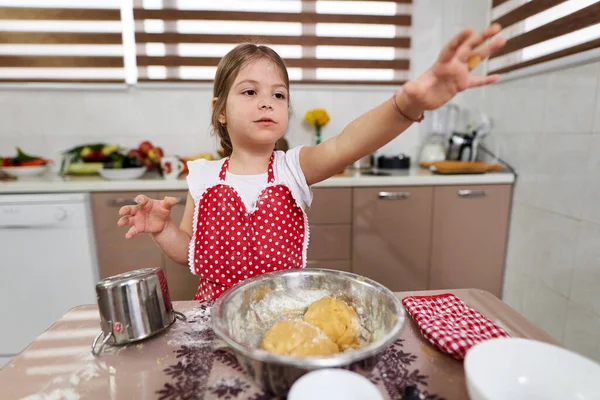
[419,103,460,164]
[211,268,405,396]
[98,166,146,181]
[91,267,186,356]
[349,154,374,170]
[428,103,459,138]
[160,156,185,180]
[419,161,504,174]
[465,338,600,400]
[418,133,446,164]
[377,154,410,169]
[446,110,493,162]
[287,368,384,400]
[446,131,479,161]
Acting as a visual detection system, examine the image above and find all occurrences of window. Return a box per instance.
[0,1,126,82]
[0,0,413,85]
[489,0,600,74]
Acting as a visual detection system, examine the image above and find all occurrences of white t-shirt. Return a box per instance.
[186,146,313,211]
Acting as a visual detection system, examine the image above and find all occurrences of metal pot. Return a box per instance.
[211,269,405,396]
[91,267,186,356]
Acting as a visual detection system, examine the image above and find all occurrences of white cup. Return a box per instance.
[160,156,184,180]
[288,369,384,400]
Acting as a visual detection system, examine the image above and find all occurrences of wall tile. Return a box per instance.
[569,221,600,316]
[532,133,591,219]
[541,63,599,135]
[521,279,569,343]
[564,301,600,363]
[485,75,548,135]
[529,208,580,298]
[581,135,600,224]
[504,204,539,278]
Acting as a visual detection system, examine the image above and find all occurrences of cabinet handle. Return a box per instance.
[107,197,187,207]
[378,191,410,200]
[107,198,136,207]
[457,189,487,198]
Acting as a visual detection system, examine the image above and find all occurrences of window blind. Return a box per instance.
[0,1,126,83]
[489,0,600,75]
[134,0,412,85]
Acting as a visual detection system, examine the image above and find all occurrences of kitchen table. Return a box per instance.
[0,289,556,400]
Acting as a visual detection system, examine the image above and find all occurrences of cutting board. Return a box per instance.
[419,161,505,174]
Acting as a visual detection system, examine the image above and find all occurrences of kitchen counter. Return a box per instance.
[0,289,553,400]
[0,168,515,194]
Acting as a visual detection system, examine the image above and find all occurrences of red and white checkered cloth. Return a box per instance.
[402,293,509,360]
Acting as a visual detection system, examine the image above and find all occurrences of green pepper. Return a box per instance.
[15,147,42,162]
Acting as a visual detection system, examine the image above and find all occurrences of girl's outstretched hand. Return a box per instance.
[117,195,179,239]
[402,23,506,112]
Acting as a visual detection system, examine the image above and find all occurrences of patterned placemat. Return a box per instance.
[156,302,443,400]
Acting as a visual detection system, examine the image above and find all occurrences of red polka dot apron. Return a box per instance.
[190,153,307,301]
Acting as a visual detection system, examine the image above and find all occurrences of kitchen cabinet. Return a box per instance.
[352,187,434,291]
[92,183,513,299]
[429,185,512,297]
[306,188,353,271]
[157,191,199,301]
[92,191,197,301]
[91,191,162,280]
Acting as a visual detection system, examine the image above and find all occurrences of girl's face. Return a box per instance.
[220,58,289,151]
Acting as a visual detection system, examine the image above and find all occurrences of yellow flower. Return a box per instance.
[304,108,330,127]
[304,110,316,125]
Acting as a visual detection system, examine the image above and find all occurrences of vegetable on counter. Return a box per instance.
[0,147,50,167]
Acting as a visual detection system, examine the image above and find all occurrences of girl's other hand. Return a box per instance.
[117,195,179,239]
[402,23,506,112]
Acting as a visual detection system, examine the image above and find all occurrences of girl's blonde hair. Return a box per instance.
[212,43,290,157]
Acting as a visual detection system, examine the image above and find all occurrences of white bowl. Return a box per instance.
[465,338,600,400]
[287,369,384,400]
[98,167,146,181]
[0,165,49,177]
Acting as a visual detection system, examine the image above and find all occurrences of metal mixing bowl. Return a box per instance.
[211,268,405,396]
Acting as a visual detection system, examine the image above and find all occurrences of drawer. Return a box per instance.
[352,186,434,291]
[307,225,351,260]
[307,188,352,224]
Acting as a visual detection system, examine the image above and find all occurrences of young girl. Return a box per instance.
[118,24,506,301]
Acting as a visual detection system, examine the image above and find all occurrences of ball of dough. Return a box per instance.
[260,320,339,357]
[303,296,360,351]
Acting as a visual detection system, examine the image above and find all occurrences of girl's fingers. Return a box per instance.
[468,74,501,88]
[438,28,474,63]
[161,196,179,210]
[119,205,136,217]
[472,36,507,62]
[457,23,503,63]
[125,226,139,239]
[135,195,149,206]
[468,23,502,51]
[117,216,131,227]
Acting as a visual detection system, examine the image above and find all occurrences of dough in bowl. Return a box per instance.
[303,296,360,351]
[260,320,339,357]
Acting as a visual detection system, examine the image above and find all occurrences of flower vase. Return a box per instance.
[315,125,322,145]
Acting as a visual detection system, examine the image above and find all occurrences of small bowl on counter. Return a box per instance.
[288,368,383,400]
[211,268,405,396]
[0,164,50,177]
[98,166,146,181]
[465,337,600,400]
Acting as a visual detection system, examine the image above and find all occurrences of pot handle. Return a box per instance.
[173,310,187,322]
[91,330,113,357]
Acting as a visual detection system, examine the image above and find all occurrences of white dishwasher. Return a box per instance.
[0,193,98,367]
